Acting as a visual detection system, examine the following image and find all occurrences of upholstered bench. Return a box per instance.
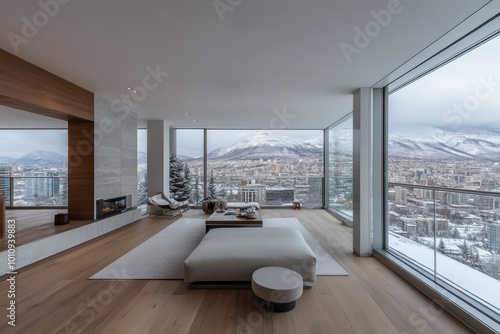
[184,227,316,286]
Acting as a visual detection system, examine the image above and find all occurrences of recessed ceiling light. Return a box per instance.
[186,113,191,116]
[193,119,198,122]
[126,86,132,90]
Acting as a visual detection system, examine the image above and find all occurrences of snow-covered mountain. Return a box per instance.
[13,150,66,167]
[389,126,500,160]
[200,126,500,162]
[207,132,323,160]
[178,155,195,161]
[328,128,353,155]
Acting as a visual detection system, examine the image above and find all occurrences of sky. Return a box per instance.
[175,129,323,159]
[389,33,500,131]
[138,129,147,153]
[0,130,67,158]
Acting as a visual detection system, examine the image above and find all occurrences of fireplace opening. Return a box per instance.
[96,195,127,219]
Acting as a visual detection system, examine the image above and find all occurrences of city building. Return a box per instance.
[25,171,60,198]
[0,163,13,205]
[266,188,294,206]
[240,184,266,203]
[489,222,500,253]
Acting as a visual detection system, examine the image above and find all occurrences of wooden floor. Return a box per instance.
[0,209,472,334]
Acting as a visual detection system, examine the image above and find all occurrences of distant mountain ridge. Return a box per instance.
[2,126,499,168]
[13,150,66,167]
[389,126,500,160]
[206,132,323,160]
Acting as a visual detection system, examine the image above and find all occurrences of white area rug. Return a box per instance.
[90,217,348,280]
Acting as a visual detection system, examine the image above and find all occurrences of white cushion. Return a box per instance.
[226,202,260,209]
[151,195,178,209]
[184,227,316,284]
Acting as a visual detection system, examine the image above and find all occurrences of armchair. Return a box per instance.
[148,192,189,217]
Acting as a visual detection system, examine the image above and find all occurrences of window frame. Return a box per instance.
[376,15,500,332]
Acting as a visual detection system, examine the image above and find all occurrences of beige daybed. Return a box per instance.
[184,227,316,286]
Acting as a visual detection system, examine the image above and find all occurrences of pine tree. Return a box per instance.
[180,163,192,200]
[438,238,445,253]
[470,251,481,269]
[194,177,200,204]
[169,154,186,198]
[208,170,217,198]
[451,227,460,239]
[460,239,472,263]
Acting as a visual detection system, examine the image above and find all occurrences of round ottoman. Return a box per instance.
[251,266,303,312]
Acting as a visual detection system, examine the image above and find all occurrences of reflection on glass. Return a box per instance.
[328,114,353,218]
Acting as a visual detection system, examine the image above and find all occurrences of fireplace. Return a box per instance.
[96,195,127,219]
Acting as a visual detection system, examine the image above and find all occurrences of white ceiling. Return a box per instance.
[0,0,498,129]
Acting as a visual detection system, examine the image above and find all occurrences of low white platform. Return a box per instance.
[0,208,141,276]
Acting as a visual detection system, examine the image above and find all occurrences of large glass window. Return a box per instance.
[0,129,67,207]
[176,129,323,207]
[137,128,147,209]
[176,129,204,204]
[327,114,353,221]
[386,33,500,321]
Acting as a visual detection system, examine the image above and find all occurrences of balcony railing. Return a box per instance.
[0,176,68,208]
[388,182,500,317]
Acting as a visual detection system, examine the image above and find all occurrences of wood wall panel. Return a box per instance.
[0,49,95,220]
[68,121,95,220]
[0,49,94,121]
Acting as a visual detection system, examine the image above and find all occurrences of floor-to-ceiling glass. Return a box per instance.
[175,129,324,208]
[137,128,147,209]
[175,129,204,204]
[327,113,353,220]
[386,32,500,320]
[0,129,67,207]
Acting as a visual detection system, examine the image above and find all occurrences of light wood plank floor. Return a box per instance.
[0,209,472,334]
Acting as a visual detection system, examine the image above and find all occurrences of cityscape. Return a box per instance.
[178,132,325,208]
[0,151,67,207]
[388,155,500,301]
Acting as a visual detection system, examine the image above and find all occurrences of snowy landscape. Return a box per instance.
[390,233,500,312]
[388,125,500,313]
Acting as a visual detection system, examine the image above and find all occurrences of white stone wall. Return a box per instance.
[94,95,138,215]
